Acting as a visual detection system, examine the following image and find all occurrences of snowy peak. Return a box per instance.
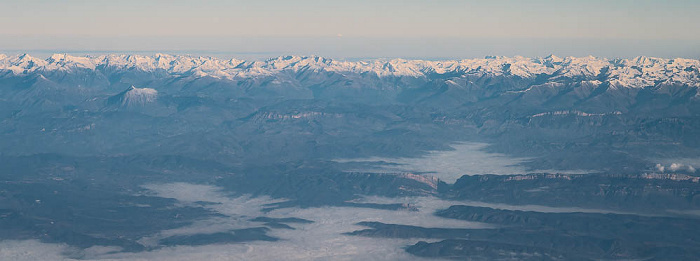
[1,54,47,74]
[108,86,158,108]
[124,86,157,105]
[45,53,96,70]
[0,53,698,88]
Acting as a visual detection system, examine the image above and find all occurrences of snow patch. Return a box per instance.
[122,86,157,106]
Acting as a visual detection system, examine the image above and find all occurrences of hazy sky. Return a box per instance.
[1,0,699,59]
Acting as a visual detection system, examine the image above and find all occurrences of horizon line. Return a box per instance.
[1,50,697,62]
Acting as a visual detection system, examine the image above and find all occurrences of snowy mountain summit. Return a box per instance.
[1,54,698,89]
[122,86,157,105]
[107,86,158,107]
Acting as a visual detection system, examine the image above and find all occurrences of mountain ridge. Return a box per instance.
[1,53,698,89]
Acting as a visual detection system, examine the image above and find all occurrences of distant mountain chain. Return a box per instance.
[1,53,699,88]
[1,52,699,173]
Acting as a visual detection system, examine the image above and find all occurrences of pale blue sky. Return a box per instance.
[1,0,699,59]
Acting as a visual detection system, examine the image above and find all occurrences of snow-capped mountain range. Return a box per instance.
[0,53,698,88]
[1,52,699,185]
